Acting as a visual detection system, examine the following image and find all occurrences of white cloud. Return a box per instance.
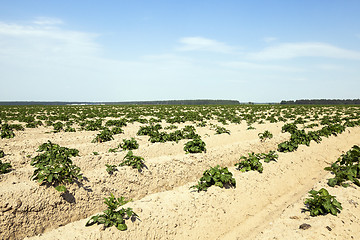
[0,21,100,58]
[32,17,63,25]
[263,37,277,43]
[176,37,235,53]
[221,61,303,72]
[248,42,360,60]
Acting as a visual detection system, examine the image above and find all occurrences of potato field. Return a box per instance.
[1,104,360,239]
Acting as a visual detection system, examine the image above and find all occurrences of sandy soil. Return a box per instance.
[1,120,359,240]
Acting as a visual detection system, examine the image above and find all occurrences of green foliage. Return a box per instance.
[119,151,145,171]
[105,119,127,128]
[260,151,278,163]
[119,138,139,150]
[92,128,114,143]
[9,124,24,131]
[105,164,118,175]
[318,124,346,137]
[137,124,162,136]
[83,119,103,131]
[281,123,298,134]
[214,125,230,135]
[235,152,264,173]
[304,188,342,216]
[111,127,124,135]
[30,141,82,192]
[325,145,360,187]
[0,150,4,158]
[247,125,255,130]
[164,124,178,130]
[93,152,99,155]
[86,193,139,231]
[0,159,12,174]
[53,121,64,133]
[184,137,206,153]
[1,123,15,139]
[235,151,278,173]
[258,130,273,141]
[277,140,299,152]
[191,165,236,192]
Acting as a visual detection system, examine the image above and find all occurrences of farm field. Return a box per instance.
[1,104,360,239]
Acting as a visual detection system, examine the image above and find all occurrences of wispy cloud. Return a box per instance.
[176,37,235,53]
[0,20,100,57]
[263,37,277,43]
[32,17,63,25]
[248,42,360,60]
[221,61,303,72]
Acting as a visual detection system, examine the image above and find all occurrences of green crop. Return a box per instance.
[92,128,114,143]
[304,188,342,216]
[0,159,12,174]
[86,193,139,231]
[105,164,118,175]
[325,145,360,187]
[119,138,139,150]
[235,151,278,173]
[184,137,206,153]
[214,125,230,135]
[30,141,83,192]
[1,123,15,139]
[235,152,264,173]
[191,165,236,192]
[258,130,273,141]
[111,127,124,135]
[119,151,145,171]
[0,150,4,158]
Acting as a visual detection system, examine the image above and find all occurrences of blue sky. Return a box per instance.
[1,0,360,102]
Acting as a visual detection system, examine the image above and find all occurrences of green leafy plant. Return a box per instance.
[93,152,99,155]
[258,130,273,141]
[111,127,124,135]
[1,123,15,139]
[184,137,206,153]
[86,193,139,231]
[191,165,236,192]
[30,141,82,192]
[105,164,118,175]
[92,128,114,143]
[235,152,264,173]
[304,188,342,216]
[119,138,139,150]
[260,151,278,163]
[0,150,4,158]
[325,145,360,187]
[0,159,12,174]
[214,125,230,135]
[53,121,64,133]
[119,151,145,171]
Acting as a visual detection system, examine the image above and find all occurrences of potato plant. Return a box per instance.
[30,141,83,192]
[1,123,15,139]
[258,130,273,141]
[304,188,342,216]
[92,128,114,143]
[184,137,206,153]
[325,145,360,187]
[235,152,264,173]
[120,138,139,150]
[0,159,12,174]
[191,165,236,192]
[86,193,139,231]
[119,151,145,171]
[105,164,118,175]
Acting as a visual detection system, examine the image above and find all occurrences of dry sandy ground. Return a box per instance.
[1,121,359,239]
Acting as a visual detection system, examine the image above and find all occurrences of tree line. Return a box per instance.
[280,99,360,105]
